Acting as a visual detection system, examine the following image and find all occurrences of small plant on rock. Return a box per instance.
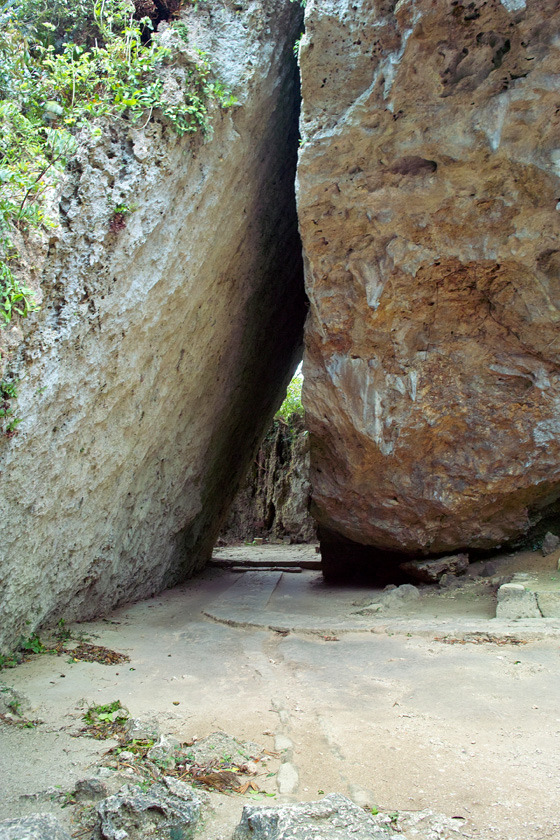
[275,370,303,423]
[0,378,22,437]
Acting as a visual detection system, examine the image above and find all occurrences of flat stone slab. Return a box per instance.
[230,566,303,574]
[233,794,391,840]
[276,761,299,794]
[211,545,322,571]
[203,571,283,623]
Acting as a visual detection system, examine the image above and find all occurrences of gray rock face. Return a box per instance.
[297,0,560,568]
[221,416,315,544]
[0,0,305,652]
[185,731,262,767]
[233,794,392,840]
[536,591,560,618]
[94,779,202,840]
[496,573,560,618]
[75,778,111,802]
[0,814,71,840]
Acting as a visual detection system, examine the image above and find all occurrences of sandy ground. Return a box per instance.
[1,546,560,839]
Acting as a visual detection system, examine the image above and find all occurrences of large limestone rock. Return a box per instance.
[94,780,202,840]
[297,0,560,571]
[233,794,392,840]
[0,0,304,652]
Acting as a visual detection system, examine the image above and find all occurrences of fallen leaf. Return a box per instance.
[235,779,260,794]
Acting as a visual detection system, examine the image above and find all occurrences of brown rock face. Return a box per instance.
[297,0,560,564]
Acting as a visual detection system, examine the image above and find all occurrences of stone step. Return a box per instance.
[210,554,322,571]
[230,566,303,573]
[203,571,284,625]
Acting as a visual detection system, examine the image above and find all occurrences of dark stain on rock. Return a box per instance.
[388,156,438,176]
[440,30,512,96]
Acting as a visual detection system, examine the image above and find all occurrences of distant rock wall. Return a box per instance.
[220,415,315,544]
[0,0,305,652]
[297,0,560,567]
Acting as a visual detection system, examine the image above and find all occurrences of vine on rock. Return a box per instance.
[0,0,236,331]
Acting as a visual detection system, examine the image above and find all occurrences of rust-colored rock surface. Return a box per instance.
[297,0,560,563]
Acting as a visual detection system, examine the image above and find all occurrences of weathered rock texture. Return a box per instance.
[94,779,202,840]
[220,415,316,544]
[297,0,560,568]
[0,0,305,652]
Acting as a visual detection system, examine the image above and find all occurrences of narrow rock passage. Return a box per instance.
[1,562,560,840]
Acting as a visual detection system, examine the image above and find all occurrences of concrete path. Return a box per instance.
[2,556,560,840]
[203,567,560,641]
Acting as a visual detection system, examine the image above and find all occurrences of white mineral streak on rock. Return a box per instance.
[500,0,526,11]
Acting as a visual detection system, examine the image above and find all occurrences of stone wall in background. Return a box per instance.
[0,0,305,652]
[220,415,316,545]
[297,0,560,571]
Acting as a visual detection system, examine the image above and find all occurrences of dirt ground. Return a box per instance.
[1,545,560,839]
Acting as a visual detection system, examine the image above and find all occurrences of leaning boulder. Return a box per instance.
[233,793,393,840]
[297,0,560,572]
[0,0,305,652]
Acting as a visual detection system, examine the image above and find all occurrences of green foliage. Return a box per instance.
[19,633,47,654]
[0,0,236,319]
[0,377,22,436]
[0,263,40,325]
[275,371,303,422]
[55,619,72,642]
[1,0,100,51]
[0,632,51,667]
[0,652,21,670]
[82,699,126,725]
[0,378,17,400]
